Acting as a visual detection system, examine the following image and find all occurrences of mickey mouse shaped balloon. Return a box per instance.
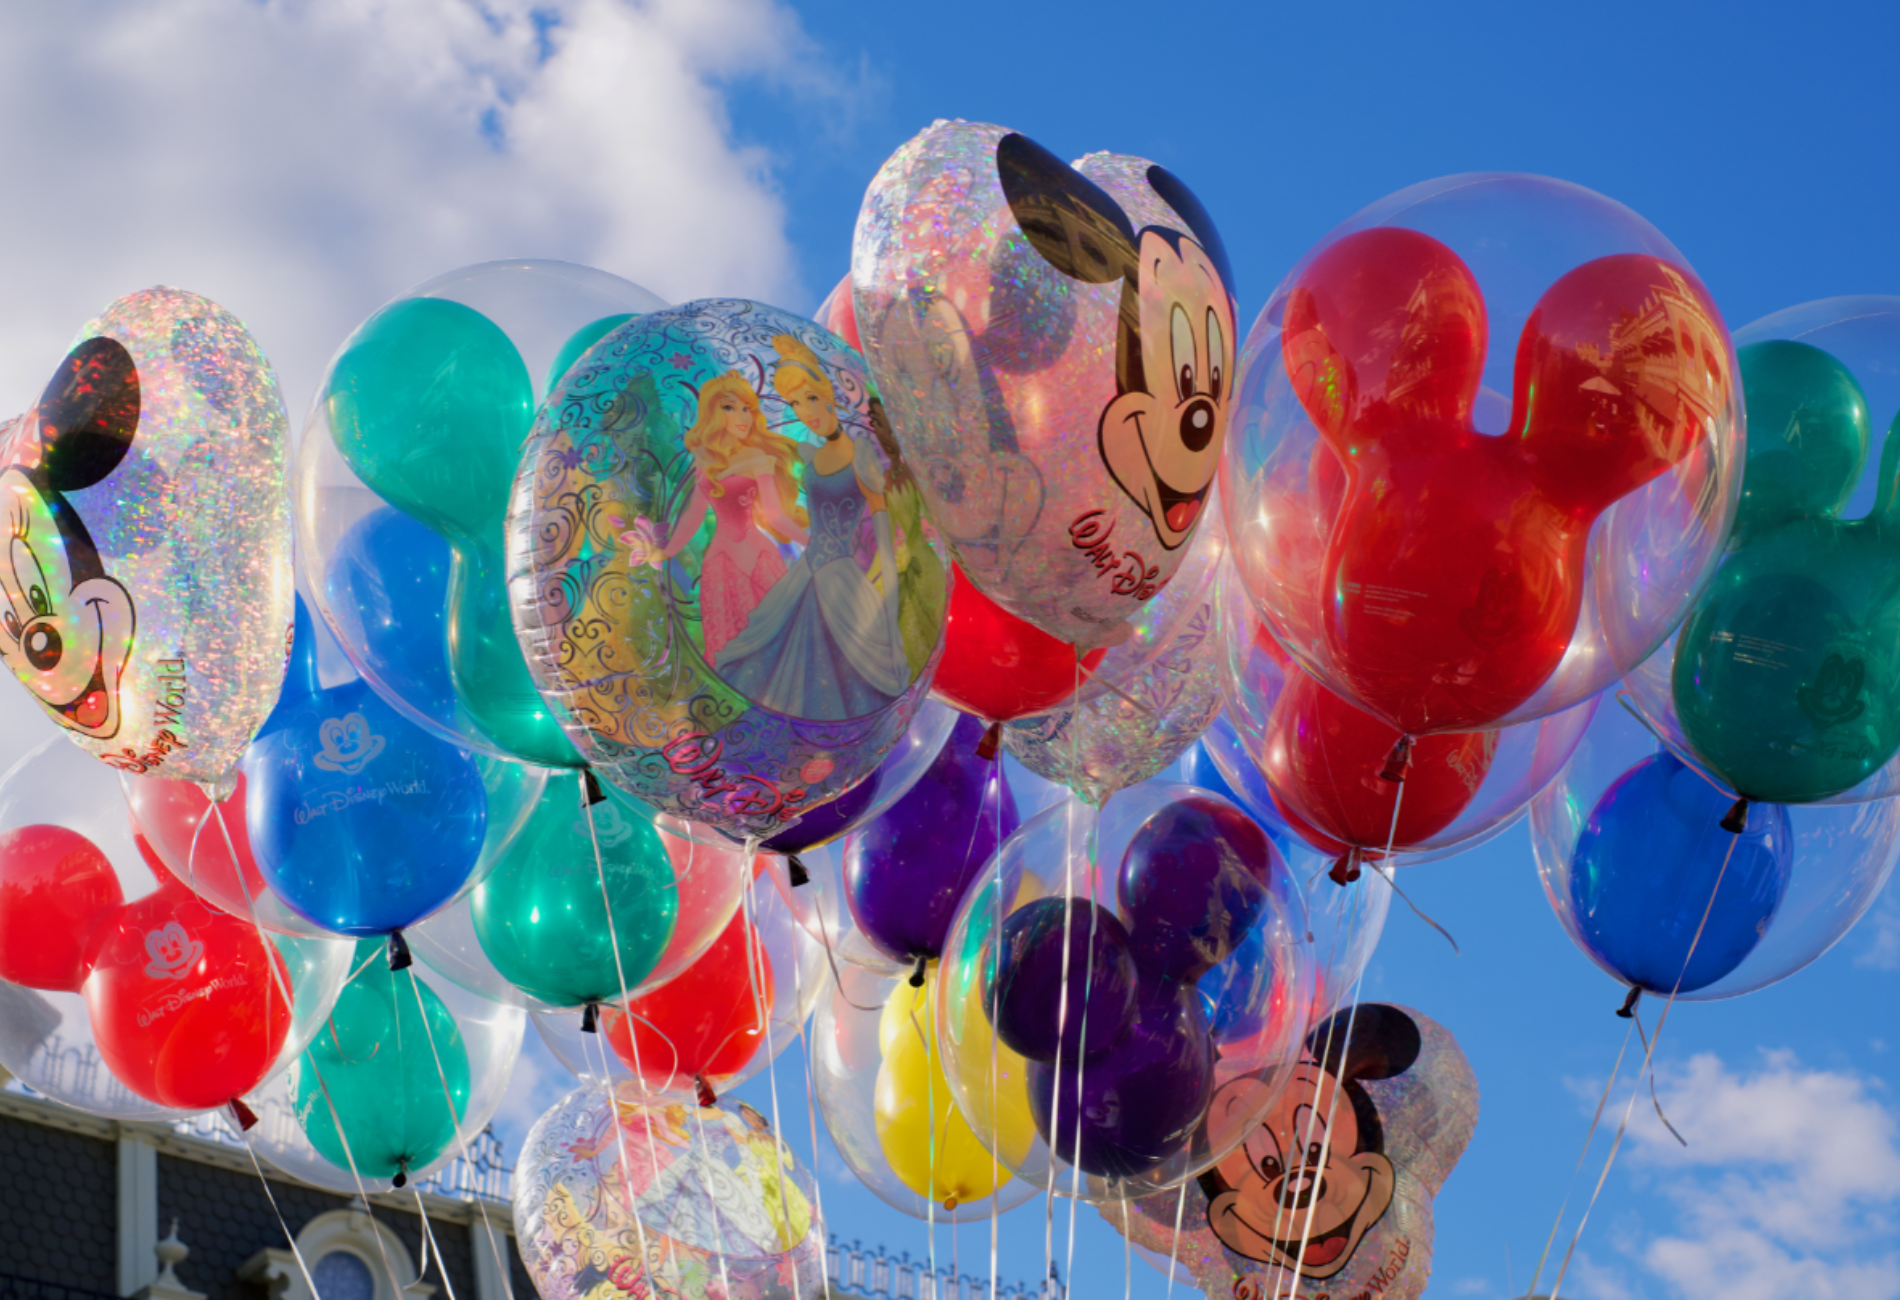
[1224,176,1742,741]
[1109,1003,1476,1300]
[0,289,293,784]
[854,122,1235,650]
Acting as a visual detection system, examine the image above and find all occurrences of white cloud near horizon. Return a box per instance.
[0,0,854,420]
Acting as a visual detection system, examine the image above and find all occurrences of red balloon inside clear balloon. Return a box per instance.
[1280,226,1725,735]
[123,772,270,918]
[83,884,291,1110]
[932,563,1107,725]
[0,825,125,992]
[604,903,773,1093]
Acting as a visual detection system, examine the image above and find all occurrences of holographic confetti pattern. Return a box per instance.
[1109,1005,1478,1300]
[515,1082,826,1300]
[0,287,292,784]
[852,120,1236,648]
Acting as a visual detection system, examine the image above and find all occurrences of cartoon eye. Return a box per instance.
[1,612,17,644]
[6,537,48,640]
[1206,308,1226,402]
[1171,304,1196,404]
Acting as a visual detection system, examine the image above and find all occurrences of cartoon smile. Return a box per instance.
[1228,1169,1378,1271]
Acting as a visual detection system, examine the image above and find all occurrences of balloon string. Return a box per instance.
[1523,1016,1637,1299]
[298,1047,411,1294]
[413,1190,459,1300]
[1368,860,1459,955]
[742,875,804,1300]
[988,753,1004,1300]
[910,989,939,1272]
[1121,1195,1132,1300]
[583,1025,682,1292]
[787,902,835,1299]
[403,963,474,1186]
[684,1102,737,1300]
[810,899,882,1013]
[1630,1003,1687,1147]
[1164,1181,1186,1300]
[1539,827,1741,1300]
[236,1123,326,1300]
[1064,815,1105,1293]
[1613,692,1734,799]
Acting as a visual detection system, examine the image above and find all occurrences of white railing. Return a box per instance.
[826,1239,1060,1300]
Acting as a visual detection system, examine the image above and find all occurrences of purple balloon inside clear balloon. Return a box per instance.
[986,896,1138,1063]
[1028,987,1214,1180]
[843,714,1020,963]
[1118,796,1278,982]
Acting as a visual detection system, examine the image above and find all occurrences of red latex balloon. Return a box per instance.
[1281,226,1727,734]
[0,826,125,992]
[83,883,291,1110]
[1261,663,1497,856]
[123,771,269,919]
[604,903,774,1093]
[932,564,1107,724]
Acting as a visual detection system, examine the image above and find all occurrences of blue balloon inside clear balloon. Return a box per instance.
[326,506,458,731]
[1569,752,1793,994]
[1178,718,1296,861]
[244,664,487,937]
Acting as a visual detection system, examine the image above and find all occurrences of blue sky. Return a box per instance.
[4,2,1900,1297]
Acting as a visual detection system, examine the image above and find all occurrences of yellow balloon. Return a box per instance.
[875,967,1035,1209]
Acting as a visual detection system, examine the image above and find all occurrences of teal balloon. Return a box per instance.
[546,313,635,395]
[1673,340,1900,803]
[293,942,470,1183]
[326,297,581,767]
[470,774,679,1006]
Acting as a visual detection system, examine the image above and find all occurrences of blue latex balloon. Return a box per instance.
[254,596,322,742]
[326,506,458,731]
[1569,752,1794,994]
[243,674,487,937]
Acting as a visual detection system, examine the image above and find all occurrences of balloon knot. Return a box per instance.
[975,721,1002,762]
[908,954,928,988]
[1720,797,1749,834]
[229,1097,258,1131]
[582,769,607,806]
[1328,850,1361,886]
[1616,986,1642,1019]
[387,930,413,972]
[787,854,810,888]
[580,1002,600,1034]
[695,1075,717,1108]
[392,1165,408,1190]
[943,1195,959,1212]
[1378,735,1413,784]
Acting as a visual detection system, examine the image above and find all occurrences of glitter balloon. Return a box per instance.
[0,288,293,784]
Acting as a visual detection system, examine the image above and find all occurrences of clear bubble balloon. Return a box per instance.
[1222,173,1742,739]
[0,735,351,1120]
[296,261,669,765]
[516,1081,826,1300]
[936,784,1312,1202]
[758,696,958,859]
[1530,681,1900,1001]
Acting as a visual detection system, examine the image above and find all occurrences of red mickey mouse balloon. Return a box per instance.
[1224,176,1741,739]
[0,825,124,991]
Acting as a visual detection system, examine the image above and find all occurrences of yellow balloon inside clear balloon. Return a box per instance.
[875,967,1034,1210]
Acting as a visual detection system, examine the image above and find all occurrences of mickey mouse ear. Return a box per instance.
[37,337,139,492]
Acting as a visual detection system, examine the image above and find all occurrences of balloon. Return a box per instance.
[844,712,1019,966]
[931,563,1106,725]
[515,1082,826,1300]
[854,121,1236,648]
[759,696,957,856]
[471,773,678,1008]
[0,824,123,991]
[84,880,292,1111]
[297,261,667,764]
[1225,174,1743,739]
[1531,680,1900,1000]
[811,961,1038,1220]
[0,288,293,782]
[507,298,948,838]
[1111,1003,1477,1300]
[937,786,1311,1202]
[292,939,471,1185]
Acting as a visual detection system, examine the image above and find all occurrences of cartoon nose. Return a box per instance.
[1276,1169,1326,1211]
[1179,397,1217,452]
[23,623,61,672]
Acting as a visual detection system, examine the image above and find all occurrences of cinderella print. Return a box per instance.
[716,335,910,721]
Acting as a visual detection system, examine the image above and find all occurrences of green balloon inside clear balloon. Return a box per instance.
[293,942,471,1184]
[471,773,679,1006]
[326,298,612,767]
[1672,339,1900,803]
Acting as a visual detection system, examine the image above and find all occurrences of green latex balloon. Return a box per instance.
[545,313,635,395]
[293,942,471,1183]
[1672,340,1900,803]
[326,296,582,766]
[470,773,679,1006]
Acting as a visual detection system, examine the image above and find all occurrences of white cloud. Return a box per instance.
[1568,1051,1900,1300]
[0,0,845,420]
[1857,887,1900,973]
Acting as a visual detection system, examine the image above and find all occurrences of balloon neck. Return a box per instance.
[943,1195,959,1212]
[1615,985,1642,1019]
[975,722,1002,763]
[695,1075,717,1108]
[228,1097,259,1131]
[1378,735,1413,784]
[1328,850,1362,887]
[581,769,607,807]
[392,1164,408,1190]
[580,1002,600,1034]
[786,854,810,888]
[386,930,413,972]
[1719,797,1750,834]
[908,954,928,989]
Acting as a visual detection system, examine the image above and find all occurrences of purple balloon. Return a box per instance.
[987,897,1138,1063]
[843,713,1019,963]
[1028,986,1214,1180]
[761,772,881,855]
[1118,796,1278,982]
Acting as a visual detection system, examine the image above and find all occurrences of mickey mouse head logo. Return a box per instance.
[312,712,385,775]
[0,338,141,739]
[1279,226,1728,734]
[572,800,634,849]
[142,921,203,981]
